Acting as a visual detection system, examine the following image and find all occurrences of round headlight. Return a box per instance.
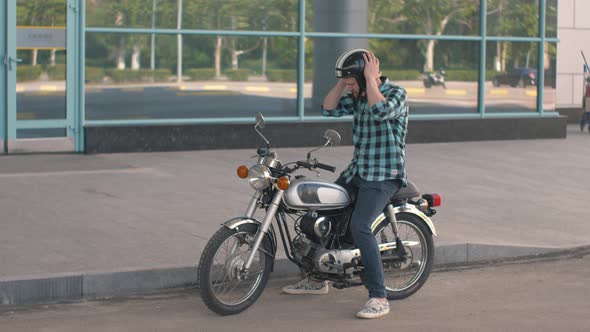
[248,164,271,191]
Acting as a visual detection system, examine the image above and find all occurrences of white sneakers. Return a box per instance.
[282,279,391,319]
[281,278,329,295]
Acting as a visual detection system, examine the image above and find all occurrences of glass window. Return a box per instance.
[543,42,556,113]
[308,0,480,36]
[16,0,67,122]
[85,34,298,120]
[304,38,479,116]
[545,0,557,38]
[487,0,539,37]
[486,41,538,113]
[86,0,177,29]
[185,0,298,32]
[369,0,480,35]
[18,0,65,26]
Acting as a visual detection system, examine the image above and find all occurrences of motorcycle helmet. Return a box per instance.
[335,49,368,92]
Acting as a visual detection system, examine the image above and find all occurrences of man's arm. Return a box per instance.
[323,80,346,110]
[363,51,407,121]
[321,80,354,117]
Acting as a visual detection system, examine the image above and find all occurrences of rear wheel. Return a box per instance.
[198,224,273,315]
[374,213,434,300]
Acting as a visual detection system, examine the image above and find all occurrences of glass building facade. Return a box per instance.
[3,0,559,152]
[83,0,558,125]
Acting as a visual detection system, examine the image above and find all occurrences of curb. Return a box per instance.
[1,243,588,307]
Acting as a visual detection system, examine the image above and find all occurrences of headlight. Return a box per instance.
[248,164,271,191]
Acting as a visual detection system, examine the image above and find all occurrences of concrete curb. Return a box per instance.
[1,243,588,307]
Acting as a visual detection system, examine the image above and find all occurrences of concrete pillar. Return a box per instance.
[311,0,368,113]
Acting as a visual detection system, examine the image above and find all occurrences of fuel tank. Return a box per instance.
[283,178,350,210]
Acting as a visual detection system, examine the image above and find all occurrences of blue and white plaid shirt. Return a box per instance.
[321,77,408,186]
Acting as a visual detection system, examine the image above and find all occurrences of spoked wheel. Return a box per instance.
[198,224,273,315]
[374,212,434,300]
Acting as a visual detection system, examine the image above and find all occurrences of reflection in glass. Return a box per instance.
[85,34,298,120]
[86,0,177,29]
[543,43,556,113]
[86,0,298,31]
[486,42,538,113]
[305,38,479,116]
[183,0,298,31]
[16,0,67,122]
[546,0,557,38]
[307,0,479,35]
[487,0,538,37]
[368,0,480,35]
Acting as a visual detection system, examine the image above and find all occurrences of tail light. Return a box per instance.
[422,193,442,207]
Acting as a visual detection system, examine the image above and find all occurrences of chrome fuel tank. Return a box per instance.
[283,178,351,210]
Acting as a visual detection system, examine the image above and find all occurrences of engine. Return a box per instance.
[292,211,360,275]
[299,212,334,243]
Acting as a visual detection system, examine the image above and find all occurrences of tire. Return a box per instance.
[423,80,432,88]
[492,79,500,87]
[198,224,273,315]
[373,212,434,301]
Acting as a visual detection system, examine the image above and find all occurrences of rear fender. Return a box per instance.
[370,205,437,236]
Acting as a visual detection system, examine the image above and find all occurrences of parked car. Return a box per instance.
[492,68,537,87]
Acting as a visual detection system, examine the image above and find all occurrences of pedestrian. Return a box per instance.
[282,49,409,319]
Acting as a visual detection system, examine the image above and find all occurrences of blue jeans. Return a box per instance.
[337,174,402,298]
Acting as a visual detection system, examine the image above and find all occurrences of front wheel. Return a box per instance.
[374,213,434,300]
[198,224,273,315]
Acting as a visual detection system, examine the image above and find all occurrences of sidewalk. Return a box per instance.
[1,125,589,306]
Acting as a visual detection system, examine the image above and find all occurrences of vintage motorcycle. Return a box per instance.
[198,113,441,316]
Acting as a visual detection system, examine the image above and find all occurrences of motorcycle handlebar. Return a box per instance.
[315,162,336,173]
[296,161,336,173]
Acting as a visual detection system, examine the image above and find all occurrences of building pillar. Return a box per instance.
[311,0,368,113]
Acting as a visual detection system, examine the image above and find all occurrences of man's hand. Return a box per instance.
[363,51,381,82]
[364,51,385,108]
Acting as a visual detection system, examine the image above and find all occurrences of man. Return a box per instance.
[282,49,409,319]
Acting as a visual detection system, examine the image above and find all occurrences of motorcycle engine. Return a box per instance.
[300,212,333,243]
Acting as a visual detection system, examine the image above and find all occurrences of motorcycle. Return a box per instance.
[423,69,447,89]
[198,113,441,316]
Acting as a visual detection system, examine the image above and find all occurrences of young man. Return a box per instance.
[282,49,409,319]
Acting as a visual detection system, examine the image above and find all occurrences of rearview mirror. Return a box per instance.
[323,129,341,147]
[255,112,265,129]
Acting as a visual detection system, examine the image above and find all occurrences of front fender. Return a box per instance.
[223,216,263,229]
[370,205,437,236]
[222,216,277,271]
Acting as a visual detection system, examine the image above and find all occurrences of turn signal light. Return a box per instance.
[237,165,249,178]
[275,176,290,190]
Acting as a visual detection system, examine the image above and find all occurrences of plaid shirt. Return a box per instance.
[321,77,408,185]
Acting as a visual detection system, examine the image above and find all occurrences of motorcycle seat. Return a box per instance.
[391,180,421,200]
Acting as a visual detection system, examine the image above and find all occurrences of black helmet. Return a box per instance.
[335,49,368,91]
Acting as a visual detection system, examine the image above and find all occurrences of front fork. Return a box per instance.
[242,190,284,272]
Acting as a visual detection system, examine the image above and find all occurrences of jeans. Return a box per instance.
[336,174,402,299]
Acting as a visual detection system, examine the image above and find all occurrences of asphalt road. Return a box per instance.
[1,254,588,332]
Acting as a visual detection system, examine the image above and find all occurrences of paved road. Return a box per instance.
[1,253,588,332]
[1,125,589,278]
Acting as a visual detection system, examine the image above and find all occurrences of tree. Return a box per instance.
[369,0,477,72]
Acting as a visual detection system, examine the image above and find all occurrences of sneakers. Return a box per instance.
[282,278,329,295]
[356,298,390,319]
